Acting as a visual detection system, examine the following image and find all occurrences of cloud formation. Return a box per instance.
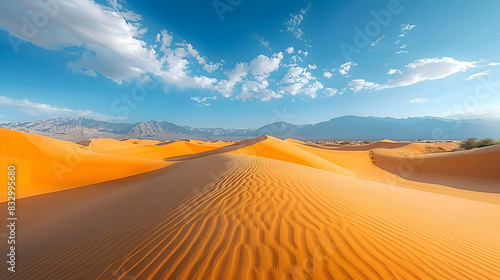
[409,98,427,104]
[0,96,125,120]
[463,70,491,81]
[284,2,311,39]
[339,62,356,76]
[350,57,476,92]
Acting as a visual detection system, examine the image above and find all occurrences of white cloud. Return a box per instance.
[182,43,221,73]
[325,88,338,96]
[303,81,323,98]
[348,79,382,92]
[157,29,173,52]
[446,106,500,119]
[191,95,217,106]
[387,69,402,75]
[0,96,125,121]
[215,52,283,98]
[158,47,217,90]
[248,52,283,78]
[279,66,323,97]
[281,66,314,85]
[308,64,317,69]
[395,24,415,52]
[386,57,476,88]
[255,35,272,51]
[463,70,491,81]
[0,0,163,83]
[237,80,280,101]
[350,57,476,92]
[285,47,294,54]
[339,61,356,75]
[488,62,500,66]
[323,72,333,78]
[299,50,309,57]
[284,2,311,39]
[409,98,427,104]
[399,24,415,37]
[0,0,223,92]
[370,35,385,47]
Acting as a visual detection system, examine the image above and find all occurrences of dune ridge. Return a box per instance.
[0,129,499,279]
[1,153,498,279]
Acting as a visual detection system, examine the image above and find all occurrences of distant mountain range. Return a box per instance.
[1,116,500,142]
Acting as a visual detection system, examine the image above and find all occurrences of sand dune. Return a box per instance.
[0,129,168,201]
[1,129,499,279]
[84,139,220,160]
[372,144,500,196]
[1,153,498,279]
[168,135,353,176]
[298,139,459,152]
[287,138,500,204]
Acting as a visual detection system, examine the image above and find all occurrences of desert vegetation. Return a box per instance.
[461,137,500,150]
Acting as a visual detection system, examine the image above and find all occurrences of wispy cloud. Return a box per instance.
[284,2,311,39]
[394,24,415,54]
[463,70,491,81]
[350,57,476,92]
[191,95,217,106]
[325,88,338,97]
[409,98,427,104]
[399,24,416,37]
[255,35,272,51]
[387,69,402,75]
[348,79,381,92]
[0,96,125,121]
[446,106,500,119]
[339,61,356,76]
[370,35,385,47]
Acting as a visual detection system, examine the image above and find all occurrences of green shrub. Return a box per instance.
[477,137,494,148]
[461,137,499,150]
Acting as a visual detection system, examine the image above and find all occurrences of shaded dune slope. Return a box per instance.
[1,154,498,279]
[168,135,353,176]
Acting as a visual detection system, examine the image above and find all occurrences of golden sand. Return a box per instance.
[0,129,498,279]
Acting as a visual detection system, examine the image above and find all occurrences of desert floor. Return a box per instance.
[0,128,499,279]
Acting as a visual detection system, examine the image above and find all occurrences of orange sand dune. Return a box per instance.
[287,139,499,204]
[296,138,459,152]
[168,135,353,176]
[1,153,498,279]
[0,129,168,200]
[78,138,229,160]
[121,139,163,145]
[1,132,499,279]
[372,144,500,194]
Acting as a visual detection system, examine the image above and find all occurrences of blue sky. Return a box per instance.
[0,0,499,128]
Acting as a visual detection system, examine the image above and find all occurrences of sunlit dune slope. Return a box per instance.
[0,129,168,201]
[82,139,219,160]
[167,135,353,176]
[301,139,459,152]
[287,139,500,203]
[120,138,162,145]
[2,153,498,280]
